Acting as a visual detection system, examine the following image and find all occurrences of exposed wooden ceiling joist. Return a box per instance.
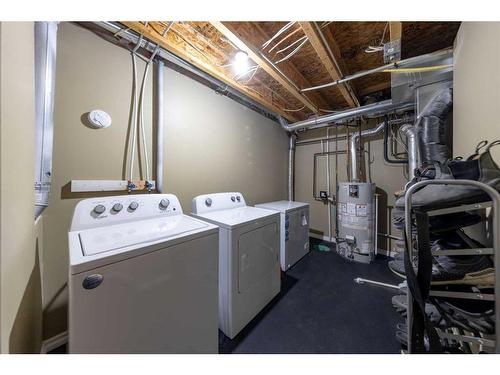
[236,22,331,113]
[389,21,402,42]
[389,21,402,63]
[122,21,300,122]
[358,80,391,97]
[298,21,359,108]
[210,21,320,115]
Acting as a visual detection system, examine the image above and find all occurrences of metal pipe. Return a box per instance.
[301,47,453,93]
[296,134,348,147]
[401,124,420,180]
[313,22,359,106]
[350,122,386,182]
[326,127,332,241]
[287,133,296,201]
[34,22,58,218]
[280,100,414,132]
[155,60,164,193]
[384,116,408,164]
[354,278,401,291]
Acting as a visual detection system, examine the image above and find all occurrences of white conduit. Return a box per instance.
[129,22,173,186]
[262,22,296,49]
[129,52,140,181]
[138,63,152,182]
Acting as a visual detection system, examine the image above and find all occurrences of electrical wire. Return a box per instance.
[319,108,340,113]
[262,22,296,49]
[276,35,307,54]
[364,22,389,54]
[284,105,306,112]
[268,27,302,53]
[233,65,259,81]
[274,37,309,64]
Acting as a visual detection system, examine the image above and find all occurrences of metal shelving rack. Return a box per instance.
[404,179,500,353]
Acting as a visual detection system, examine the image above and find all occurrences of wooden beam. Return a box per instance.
[250,23,332,112]
[299,22,358,108]
[389,22,402,42]
[122,22,299,122]
[210,21,320,114]
[358,81,391,96]
[389,21,402,62]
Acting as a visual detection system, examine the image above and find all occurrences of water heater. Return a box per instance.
[336,182,376,263]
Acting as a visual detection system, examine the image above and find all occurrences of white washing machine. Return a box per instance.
[255,201,310,271]
[68,193,219,353]
[191,192,280,339]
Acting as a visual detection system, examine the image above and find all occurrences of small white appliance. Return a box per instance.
[191,192,280,339]
[68,193,219,353]
[255,201,310,271]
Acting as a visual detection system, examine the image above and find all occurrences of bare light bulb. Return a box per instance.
[233,50,249,75]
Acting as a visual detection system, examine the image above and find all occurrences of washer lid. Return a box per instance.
[192,206,277,229]
[78,215,208,256]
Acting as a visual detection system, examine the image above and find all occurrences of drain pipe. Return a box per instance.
[401,124,420,180]
[287,133,297,201]
[154,60,164,193]
[350,122,386,182]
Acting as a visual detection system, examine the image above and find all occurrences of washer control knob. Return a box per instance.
[236,196,241,202]
[159,198,170,210]
[93,204,106,215]
[231,196,236,202]
[112,203,123,212]
[128,201,139,211]
[205,198,212,207]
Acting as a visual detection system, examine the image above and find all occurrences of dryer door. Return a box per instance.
[238,222,279,293]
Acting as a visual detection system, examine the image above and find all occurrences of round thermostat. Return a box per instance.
[87,110,112,129]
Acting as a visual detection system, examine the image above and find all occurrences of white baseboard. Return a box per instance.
[40,330,68,354]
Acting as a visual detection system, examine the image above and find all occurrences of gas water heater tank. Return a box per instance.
[337,182,376,264]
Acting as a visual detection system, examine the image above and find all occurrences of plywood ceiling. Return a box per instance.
[122,21,461,122]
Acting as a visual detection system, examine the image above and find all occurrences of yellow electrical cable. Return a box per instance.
[382,64,453,73]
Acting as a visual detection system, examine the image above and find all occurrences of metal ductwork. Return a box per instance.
[416,87,453,163]
[279,100,414,133]
[401,125,421,179]
[34,22,58,218]
[349,122,386,182]
[287,134,297,201]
